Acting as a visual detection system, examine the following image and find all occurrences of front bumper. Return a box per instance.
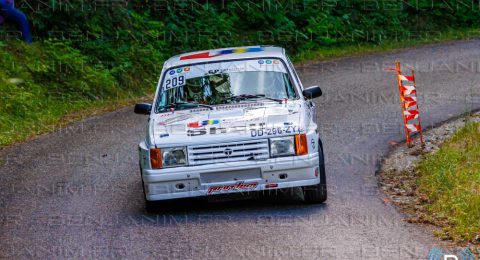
[142,153,320,201]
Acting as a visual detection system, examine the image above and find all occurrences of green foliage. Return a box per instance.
[21,0,480,59]
[1,0,479,146]
[418,122,480,241]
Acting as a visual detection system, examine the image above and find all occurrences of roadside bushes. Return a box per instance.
[18,0,480,63]
[1,0,480,146]
[12,1,480,85]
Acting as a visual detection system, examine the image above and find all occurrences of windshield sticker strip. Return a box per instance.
[180,47,264,60]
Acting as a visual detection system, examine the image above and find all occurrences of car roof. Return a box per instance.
[163,46,286,68]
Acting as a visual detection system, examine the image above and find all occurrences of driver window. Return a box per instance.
[286,56,302,89]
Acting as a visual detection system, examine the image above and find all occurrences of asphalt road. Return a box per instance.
[1,40,479,259]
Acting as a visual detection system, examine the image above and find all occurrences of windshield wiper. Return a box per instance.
[161,102,214,110]
[226,94,283,104]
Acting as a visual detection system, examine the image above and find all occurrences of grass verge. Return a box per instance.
[417,122,480,242]
[0,40,153,147]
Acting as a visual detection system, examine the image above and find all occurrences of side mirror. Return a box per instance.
[134,103,152,115]
[302,86,322,99]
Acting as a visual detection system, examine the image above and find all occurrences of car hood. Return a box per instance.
[151,102,305,146]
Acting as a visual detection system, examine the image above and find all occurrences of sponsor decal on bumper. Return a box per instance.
[207,182,258,194]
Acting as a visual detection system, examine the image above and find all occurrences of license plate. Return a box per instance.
[200,168,261,184]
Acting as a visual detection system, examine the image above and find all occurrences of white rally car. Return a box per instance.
[135,46,326,210]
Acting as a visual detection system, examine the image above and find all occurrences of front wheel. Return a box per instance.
[303,139,327,204]
[145,199,158,213]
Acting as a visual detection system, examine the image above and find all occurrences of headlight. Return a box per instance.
[162,147,187,167]
[150,147,187,169]
[270,136,295,157]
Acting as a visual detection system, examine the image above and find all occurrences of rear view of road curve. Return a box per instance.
[1,40,479,259]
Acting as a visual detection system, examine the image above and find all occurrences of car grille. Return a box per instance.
[188,139,270,165]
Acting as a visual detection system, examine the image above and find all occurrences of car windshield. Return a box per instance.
[155,59,297,112]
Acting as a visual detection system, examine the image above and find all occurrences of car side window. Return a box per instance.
[286,56,303,89]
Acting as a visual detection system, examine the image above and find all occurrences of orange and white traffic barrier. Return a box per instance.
[388,61,425,146]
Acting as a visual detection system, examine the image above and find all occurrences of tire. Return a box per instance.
[303,138,327,204]
[145,199,158,213]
